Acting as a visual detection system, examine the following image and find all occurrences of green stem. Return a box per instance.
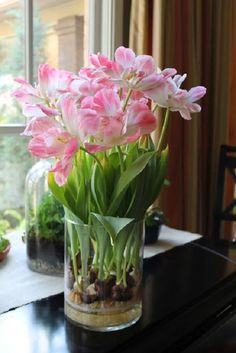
[122,232,134,287]
[156,108,170,152]
[152,103,159,113]
[68,224,80,289]
[122,87,132,112]
[80,146,103,171]
[117,145,125,173]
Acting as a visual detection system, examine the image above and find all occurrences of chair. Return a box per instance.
[212,145,236,241]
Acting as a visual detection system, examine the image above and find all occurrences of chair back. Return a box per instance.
[212,145,236,240]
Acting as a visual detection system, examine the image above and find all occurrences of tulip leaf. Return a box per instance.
[91,213,134,241]
[48,172,69,208]
[108,151,155,215]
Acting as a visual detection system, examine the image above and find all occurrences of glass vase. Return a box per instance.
[64,213,144,331]
[25,159,64,275]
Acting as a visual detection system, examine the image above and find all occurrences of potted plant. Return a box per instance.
[145,208,166,244]
[13,46,206,331]
[0,219,11,261]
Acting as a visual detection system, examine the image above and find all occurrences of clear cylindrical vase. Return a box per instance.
[64,213,144,331]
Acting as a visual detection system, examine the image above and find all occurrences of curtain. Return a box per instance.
[129,0,236,237]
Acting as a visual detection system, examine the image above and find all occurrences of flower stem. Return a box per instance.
[157,108,170,152]
[152,103,159,113]
[80,146,103,170]
[122,88,132,112]
[117,145,125,173]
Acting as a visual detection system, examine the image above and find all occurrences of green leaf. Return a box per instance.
[48,172,69,208]
[64,207,83,224]
[108,151,155,215]
[91,214,135,281]
[75,225,91,277]
[66,219,79,287]
[91,213,134,242]
[91,164,107,215]
[152,146,169,199]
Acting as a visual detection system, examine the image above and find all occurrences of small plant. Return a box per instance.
[28,192,64,241]
[0,219,10,252]
[145,208,166,227]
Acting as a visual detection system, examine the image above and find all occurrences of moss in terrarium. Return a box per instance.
[27,193,64,241]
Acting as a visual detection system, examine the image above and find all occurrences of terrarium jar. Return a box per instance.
[64,211,144,331]
[25,159,64,275]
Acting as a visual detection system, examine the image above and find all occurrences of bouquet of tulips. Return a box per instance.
[13,47,206,307]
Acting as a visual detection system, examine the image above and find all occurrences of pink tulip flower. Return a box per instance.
[124,102,157,136]
[52,156,74,186]
[168,86,207,120]
[22,104,59,118]
[28,128,78,158]
[22,116,61,136]
[60,94,100,141]
[12,46,206,186]
[38,64,73,99]
[12,78,42,104]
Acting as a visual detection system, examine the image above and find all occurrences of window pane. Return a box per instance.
[0,136,32,232]
[0,0,87,124]
[0,0,25,124]
[33,0,86,77]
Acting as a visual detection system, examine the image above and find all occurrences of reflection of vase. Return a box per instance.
[25,160,64,275]
[64,212,144,331]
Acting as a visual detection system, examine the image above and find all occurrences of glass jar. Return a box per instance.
[64,211,144,331]
[25,159,64,275]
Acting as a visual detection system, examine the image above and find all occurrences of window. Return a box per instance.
[0,0,124,231]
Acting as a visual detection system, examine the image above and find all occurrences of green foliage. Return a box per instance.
[48,142,169,224]
[49,141,169,286]
[0,208,23,235]
[28,193,64,241]
[0,217,11,252]
[0,219,10,237]
[0,238,10,252]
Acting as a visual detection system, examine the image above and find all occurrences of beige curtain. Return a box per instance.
[129,0,236,236]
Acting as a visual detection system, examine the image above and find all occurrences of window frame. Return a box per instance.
[0,0,124,137]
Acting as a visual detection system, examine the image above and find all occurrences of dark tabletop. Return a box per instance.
[1,241,236,353]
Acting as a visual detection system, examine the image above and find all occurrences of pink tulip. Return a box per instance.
[133,55,156,76]
[12,47,207,187]
[124,102,157,136]
[51,138,78,186]
[90,53,120,76]
[60,94,100,140]
[12,79,42,104]
[38,64,73,98]
[22,116,61,136]
[28,128,77,158]
[22,104,59,118]
[93,89,122,117]
[115,47,135,70]
[169,86,206,120]
[52,156,74,186]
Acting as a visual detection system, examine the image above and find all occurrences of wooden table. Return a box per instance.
[1,239,236,353]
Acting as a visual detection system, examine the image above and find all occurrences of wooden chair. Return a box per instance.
[212,145,236,241]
